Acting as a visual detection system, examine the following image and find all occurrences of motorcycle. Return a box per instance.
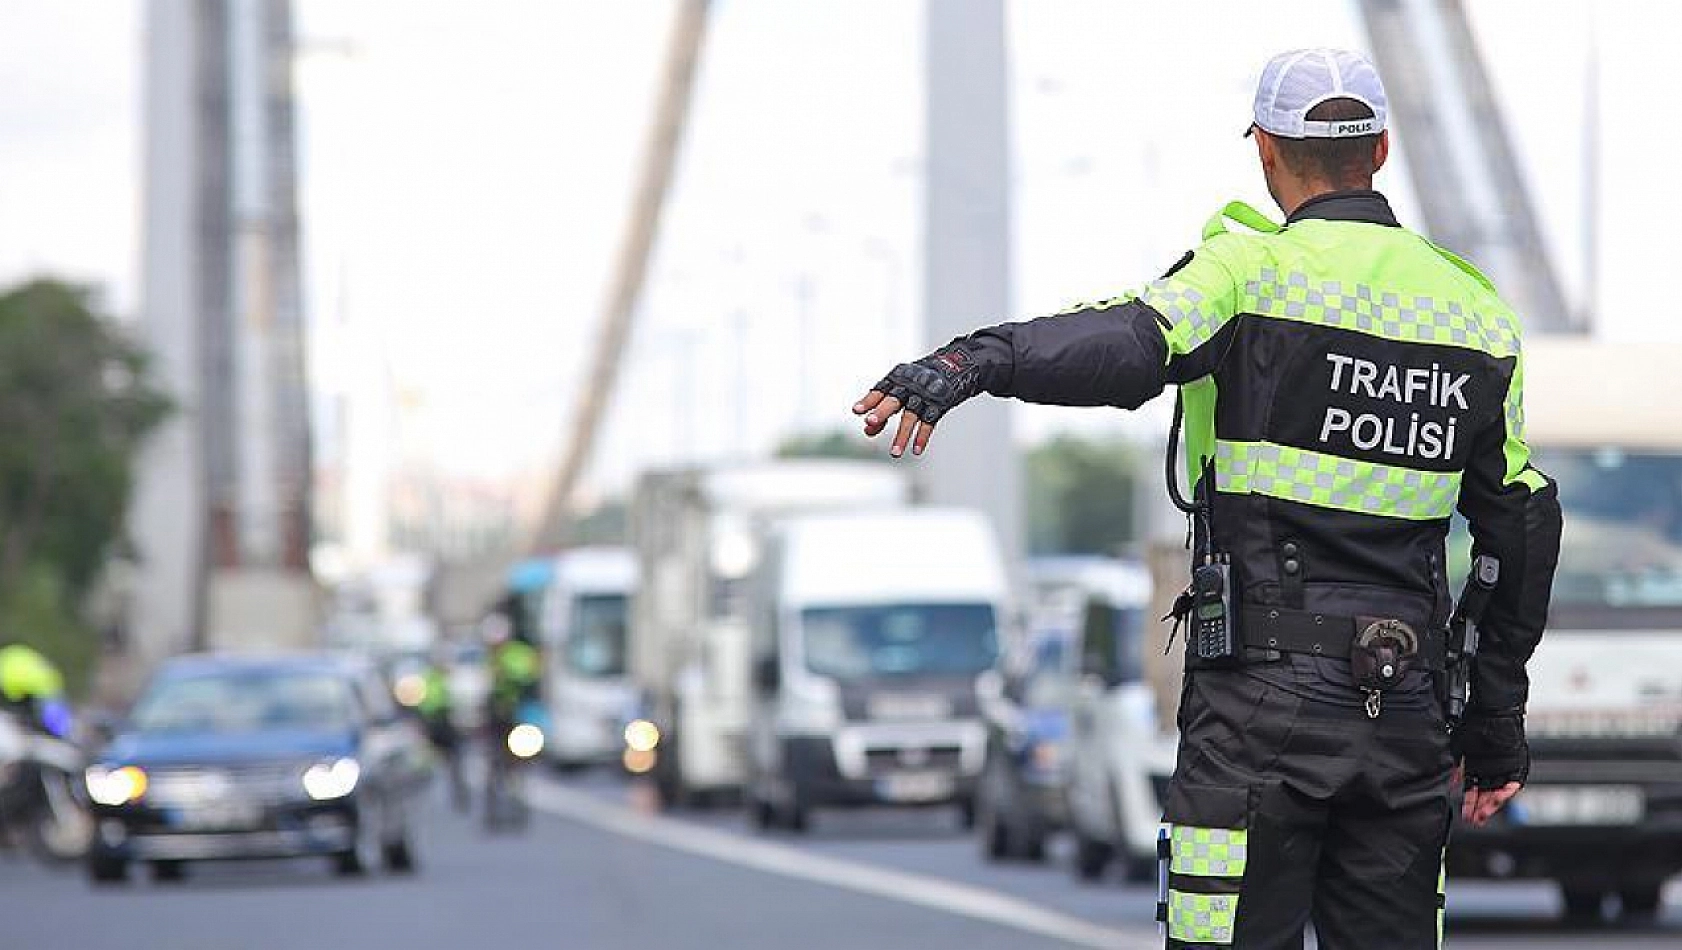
[483,700,547,832]
[0,707,93,863]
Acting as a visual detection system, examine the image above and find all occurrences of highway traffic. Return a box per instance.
[7,767,1679,950]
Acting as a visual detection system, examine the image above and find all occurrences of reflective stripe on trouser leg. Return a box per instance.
[1436,853,1446,948]
[1162,824,1248,946]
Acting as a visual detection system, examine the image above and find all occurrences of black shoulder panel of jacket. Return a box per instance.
[948,299,1172,410]
[1456,417,1563,714]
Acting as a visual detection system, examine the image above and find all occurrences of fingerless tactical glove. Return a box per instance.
[871,344,983,424]
[1453,709,1529,789]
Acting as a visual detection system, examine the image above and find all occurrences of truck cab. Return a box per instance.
[1446,340,1682,921]
[536,548,638,771]
[746,508,1008,832]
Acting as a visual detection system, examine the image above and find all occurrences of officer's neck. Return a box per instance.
[1274,178,1372,218]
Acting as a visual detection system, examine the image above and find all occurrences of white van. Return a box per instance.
[1027,556,1174,882]
[537,548,639,770]
[1444,340,1682,921]
[746,508,1010,831]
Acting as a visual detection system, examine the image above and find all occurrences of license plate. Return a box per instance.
[1510,785,1643,826]
[877,771,954,803]
[171,800,262,830]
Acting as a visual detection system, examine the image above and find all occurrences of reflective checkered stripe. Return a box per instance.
[1169,825,1248,877]
[1140,279,1233,356]
[1241,268,1520,358]
[1163,825,1247,945]
[1215,440,1461,521]
[1436,855,1447,947]
[1167,889,1239,945]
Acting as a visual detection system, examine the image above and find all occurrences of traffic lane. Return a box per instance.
[560,773,1682,945]
[3,789,1126,950]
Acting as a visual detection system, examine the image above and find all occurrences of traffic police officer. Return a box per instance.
[854,49,1562,948]
[0,641,68,735]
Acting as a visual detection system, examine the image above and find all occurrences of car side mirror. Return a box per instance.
[753,656,781,694]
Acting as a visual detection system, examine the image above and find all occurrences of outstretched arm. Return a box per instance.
[853,245,1244,456]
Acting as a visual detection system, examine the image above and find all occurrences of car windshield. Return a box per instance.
[1449,448,1682,616]
[801,603,998,681]
[567,594,629,678]
[130,669,357,734]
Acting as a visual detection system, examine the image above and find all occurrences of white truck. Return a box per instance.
[628,461,910,807]
[1024,556,1176,882]
[535,547,639,771]
[744,507,1010,831]
[1445,339,1682,921]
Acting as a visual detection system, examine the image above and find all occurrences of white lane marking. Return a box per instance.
[523,781,1154,950]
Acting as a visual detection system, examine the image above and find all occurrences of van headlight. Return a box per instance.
[302,758,361,800]
[624,719,661,753]
[782,675,842,732]
[507,723,545,759]
[86,765,148,806]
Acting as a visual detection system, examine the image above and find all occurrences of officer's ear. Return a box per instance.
[1372,129,1390,176]
[1254,128,1280,176]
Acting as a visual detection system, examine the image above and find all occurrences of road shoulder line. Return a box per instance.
[524,780,1151,950]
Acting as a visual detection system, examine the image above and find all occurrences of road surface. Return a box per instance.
[4,770,1677,949]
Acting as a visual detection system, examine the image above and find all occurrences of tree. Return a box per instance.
[774,429,878,461]
[1024,435,1143,555]
[0,280,170,692]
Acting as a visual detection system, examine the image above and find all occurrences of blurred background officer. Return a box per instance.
[0,641,71,738]
[854,48,1562,950]
[417,646,468,813]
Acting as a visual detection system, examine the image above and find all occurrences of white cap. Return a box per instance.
[1250,48,1388,139]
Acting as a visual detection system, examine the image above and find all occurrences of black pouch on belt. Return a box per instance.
[1350,617,1419,693]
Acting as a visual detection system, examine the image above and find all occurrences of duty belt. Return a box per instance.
[1239,606,1446,670]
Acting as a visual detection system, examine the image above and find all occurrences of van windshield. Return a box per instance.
[567,594,629,678]
[1541,448,1682,611]
[1451,448,1682,619]
[801,604,998,681]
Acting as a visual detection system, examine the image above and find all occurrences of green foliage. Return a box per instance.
[0,279,170,693]
[774,429,878,461]
[1025,435,1143,555]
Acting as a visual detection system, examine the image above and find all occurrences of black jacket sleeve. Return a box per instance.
[1456,356,1563,714]
[951,300,1174,410]
[936,247,1243,411]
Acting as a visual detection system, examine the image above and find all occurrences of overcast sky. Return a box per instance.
[1,0,1676,502]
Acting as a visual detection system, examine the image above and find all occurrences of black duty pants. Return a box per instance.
[1162,664,1456,949]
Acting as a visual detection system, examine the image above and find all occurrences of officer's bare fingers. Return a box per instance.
[889,409,922,458]
[911,417,938,456]
[862,396,902,438]
[853,390,886,416]
[1475,782,1521,824]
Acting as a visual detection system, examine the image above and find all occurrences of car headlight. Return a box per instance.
[623,719,661,753]
[506,723,545,759]
[1030,741,1066,773]
[392,673,427,708]
[86,765,148,806]
[302,758,361,800]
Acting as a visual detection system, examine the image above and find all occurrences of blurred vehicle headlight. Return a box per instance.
[783,675,842,732]
[1030,741,1066,773]
[622,747,657,774]
[392,673,426,708]
[302,758,361,800]
[506,723,545,759]
[623,719,661,753]
[86,765,148,806]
